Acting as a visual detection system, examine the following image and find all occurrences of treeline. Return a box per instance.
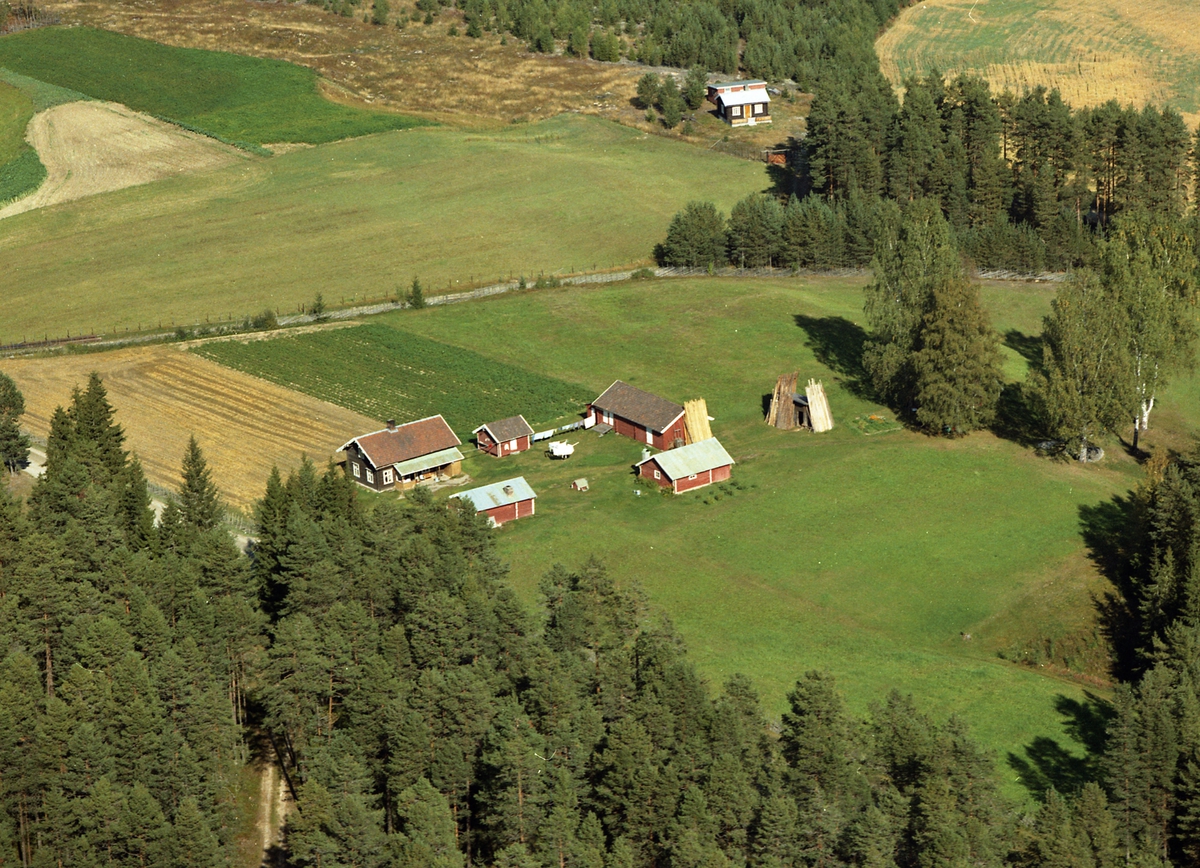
[662,77,1200,274]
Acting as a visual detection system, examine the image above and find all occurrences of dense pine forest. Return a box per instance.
[2,374,1200,866]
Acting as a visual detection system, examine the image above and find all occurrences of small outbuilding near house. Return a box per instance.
[341,416,464,492]
[473,415,534,457]
[707,80,771,126]
[452,477,537,526]
[589,380,687,450]
[636,438,735,493]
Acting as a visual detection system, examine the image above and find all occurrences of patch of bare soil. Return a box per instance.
[0,100,246,219]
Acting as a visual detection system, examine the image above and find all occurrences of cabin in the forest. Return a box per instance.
[340,416,464,492]
[452,477,537,526]
[588,381,687,449]
[707,80,771,126]
[636,438,735,493]
[473,415,534,457]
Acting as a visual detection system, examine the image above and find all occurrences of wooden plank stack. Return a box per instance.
[684,398,713,443]
[766,372,799,429]
[806,379,834,432]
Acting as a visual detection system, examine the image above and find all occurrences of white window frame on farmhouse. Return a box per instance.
[688,474,698,480]
[645,429,653,445]
[731,105,742,117]
[366,469,375,483]
[653,470,661,480]
[352,462,360,478]
[383,469,394,485]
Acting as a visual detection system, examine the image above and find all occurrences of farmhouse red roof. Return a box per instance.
[473,415,534,442]
[591,381,684,433]
[341,415,461,468]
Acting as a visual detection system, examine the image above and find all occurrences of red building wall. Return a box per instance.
[481,498,536,526]
[639,460,731,493]
[590,406,686,450]
[477,431,531,457]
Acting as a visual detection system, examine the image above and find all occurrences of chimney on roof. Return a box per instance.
[386,419,396,431]
[502,485,514,496]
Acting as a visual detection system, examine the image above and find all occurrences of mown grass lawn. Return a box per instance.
[0,79,43,203]
[0,27,425,145]
[0,114,767,344]
[221,273,1163,798]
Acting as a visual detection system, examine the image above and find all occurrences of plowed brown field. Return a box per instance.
[0,340,377,513]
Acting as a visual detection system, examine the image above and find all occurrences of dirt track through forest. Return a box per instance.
[0,100,244,219]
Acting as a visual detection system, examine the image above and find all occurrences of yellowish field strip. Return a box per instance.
[877,0,1200,126]
[1,339,377,513]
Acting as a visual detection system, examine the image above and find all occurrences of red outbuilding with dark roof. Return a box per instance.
[473,415,534,457]
[588,380,686,449]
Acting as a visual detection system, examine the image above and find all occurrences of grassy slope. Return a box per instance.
[0,114,766,343]
[0,27,424,145]
[214,275,1153,795]
[0,79,44,203]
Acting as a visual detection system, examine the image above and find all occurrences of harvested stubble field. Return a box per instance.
[193,323,592,436]
[194,273,1200,796]
[0,340,376,512]
[0,113,766,344]
[876,0,1200,126]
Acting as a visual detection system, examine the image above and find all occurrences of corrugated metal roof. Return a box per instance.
[452,476,537,511]
[718,89,771,108]
[636,438,734,479]
[392,446,464,477]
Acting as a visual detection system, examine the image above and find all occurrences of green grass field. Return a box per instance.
[0,114,767,344]
[0,27,425,146]
[193,324,591,436]
[198,274,1189,798]
[0,79,44,204]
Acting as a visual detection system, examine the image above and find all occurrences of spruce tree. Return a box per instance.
[178,436,222,531]
[659,202,727,268]
[0,372,29,475]
[911,275,1003,435]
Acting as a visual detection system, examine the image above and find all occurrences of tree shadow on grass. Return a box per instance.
[1079,494,1148,682]
[1007,692,1114,799]
[792,314,872,398]
[1003,329,1043,369]
[990,381,1042,446]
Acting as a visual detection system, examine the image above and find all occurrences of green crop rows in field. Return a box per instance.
[192,324,593,434]
[0,27,426,146]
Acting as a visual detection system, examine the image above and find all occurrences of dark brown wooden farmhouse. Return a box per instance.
[588,380,686,450]
[636,437,734,493]
[473,415,534,457]
[340,416,463,492]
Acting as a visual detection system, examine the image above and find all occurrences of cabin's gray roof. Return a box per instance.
[717,89,771,107]
[636,438,734,479]
[473,415,534,442]
[592,381,684,433]
[452,477,537,511]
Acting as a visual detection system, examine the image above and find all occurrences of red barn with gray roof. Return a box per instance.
[340,416,463,492]
[588,380,686,449]
[473,415,534,457]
